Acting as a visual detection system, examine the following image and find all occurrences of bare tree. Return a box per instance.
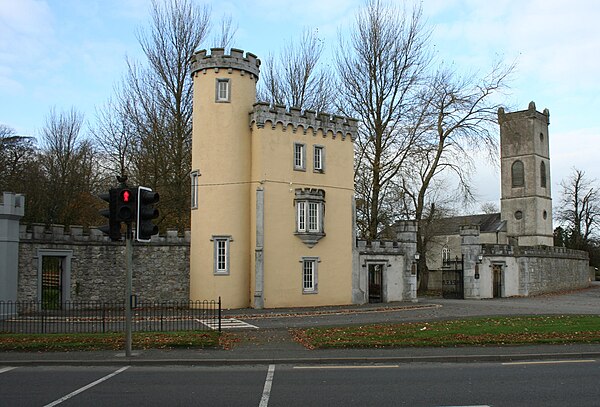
[91,96,134,178]
[39,108,101,226]
[212,14,237,49]
[116,0,211,232]
[480,201,499,214]
[555,168,599,250]
[259,28,333,112]
[403,62,513,291]
[0,124,36,192]
[335,0,431,239]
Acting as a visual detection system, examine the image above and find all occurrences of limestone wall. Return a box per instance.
[17,224,190,303]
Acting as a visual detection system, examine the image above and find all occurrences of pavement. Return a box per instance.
[2,282,599,366]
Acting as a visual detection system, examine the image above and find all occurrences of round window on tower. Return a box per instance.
[514,210,523,220]
[543,210,548,220]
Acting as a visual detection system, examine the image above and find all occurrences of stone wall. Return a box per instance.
[513,246,590,296]
[18,224,190,303]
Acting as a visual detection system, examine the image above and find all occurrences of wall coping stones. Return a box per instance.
[19,223,191,245]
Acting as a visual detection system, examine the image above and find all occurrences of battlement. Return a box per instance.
[190,48,260,78]
[250,102,358,141]
[19,223,191,245]
[498,101,550,125]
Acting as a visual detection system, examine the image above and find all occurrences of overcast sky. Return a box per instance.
[1,0,598,210]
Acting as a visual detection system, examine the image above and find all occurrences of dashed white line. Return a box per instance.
[43,366,130,407]
[502,359,596,366]
[259,364,275,407]
[293,365,400,369]
[0,367,17,374]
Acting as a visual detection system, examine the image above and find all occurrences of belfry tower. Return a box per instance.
[498,101,553,246]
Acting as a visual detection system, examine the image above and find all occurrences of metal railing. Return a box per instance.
[0,298,221,334]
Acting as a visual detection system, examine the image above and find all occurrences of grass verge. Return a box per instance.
[0,331,223,352]
[292,315,600,349]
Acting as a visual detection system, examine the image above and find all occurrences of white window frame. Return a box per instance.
[215,78,230,102]
[211,235,232,275]
[313,145,325,173]
[297,201,306,232]
[294,142,306,171]
[307,202,319,232]
[190,170,199,209]
[301,257,319,294]
[296,200,322,233]
[442,246,451,263]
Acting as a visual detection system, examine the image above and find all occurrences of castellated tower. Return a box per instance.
[498,101,553,246]
[189,48,357,309]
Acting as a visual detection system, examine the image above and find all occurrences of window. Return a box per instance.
[301,257,319,293]
[294,143,306,171]
[215,79,230,102]
[212,235,231,274]
[294,188,326,247]
[511,160,524,187]
[540,161,547,188]
[190,171,199,209]
[313,145,325,172]
[297,201,321,233]
[442,245,451,263]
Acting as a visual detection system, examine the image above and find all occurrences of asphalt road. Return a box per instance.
[232,282,600,329]
[2,360,600,406]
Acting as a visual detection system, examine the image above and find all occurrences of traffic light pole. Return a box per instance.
[125,222,133,357]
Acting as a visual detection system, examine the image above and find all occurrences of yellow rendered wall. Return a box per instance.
[250,123,355,308]
[189,68,257,309]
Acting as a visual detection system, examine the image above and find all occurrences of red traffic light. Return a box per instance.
[121,189,131,203]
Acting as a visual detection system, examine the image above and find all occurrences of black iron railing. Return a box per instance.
[0,298,221,334]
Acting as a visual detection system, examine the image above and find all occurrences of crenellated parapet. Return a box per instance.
[250,102,358,141]
[19,224,191,244]
[498,101,550,125]
[190,48,260,79]
[356,239,403,254]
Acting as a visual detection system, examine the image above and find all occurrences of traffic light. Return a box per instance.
[116,187,136,223]
[136,186,160,242]
[98,188,122,241]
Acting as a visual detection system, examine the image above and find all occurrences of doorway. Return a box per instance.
[41,256,63,310]
[37,249,72,310]
[368,264,384,303]
[493,264,503,298]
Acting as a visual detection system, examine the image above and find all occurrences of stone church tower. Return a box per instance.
[498,101,553,246]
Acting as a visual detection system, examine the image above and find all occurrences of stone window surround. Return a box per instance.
[190,170,199,209]
[211,235,232,275]
[313,145,325,173]
[294,188,325,247]
[511,160,525,187]
[301,256,319,294]
[36,249,73,304]
[215,78,230,103]
[294,142,306,171]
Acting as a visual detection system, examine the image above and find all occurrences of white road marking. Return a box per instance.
[502,359,596,366]
[259,364,275,407]
[43,366,129,407]
[294,365,400,369]
[0,367,17,374]
[196,318,259,330]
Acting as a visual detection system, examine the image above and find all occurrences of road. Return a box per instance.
[2,360,600,406]
[229,283,600,329]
